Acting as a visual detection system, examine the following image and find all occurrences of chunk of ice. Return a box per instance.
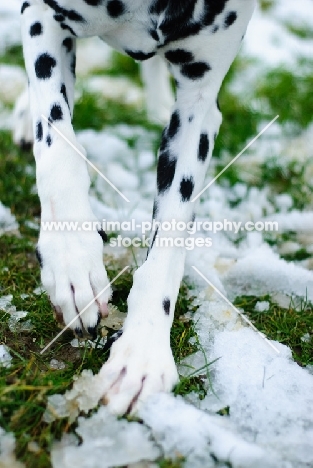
[0,345,12,368]
[0,427,25,468]
[51,406,161,468]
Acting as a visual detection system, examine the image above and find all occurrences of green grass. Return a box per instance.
[284,23,313,40]
[102,51,141,85]
[259,156,313,210]
[73,89,162,134]
[234,295,313,367]
[158,459,185,468]
[255,64,313,130]
[0,45,24,67]
[259,0,275,11]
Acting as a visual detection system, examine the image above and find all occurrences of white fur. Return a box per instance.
[19,0,256,414]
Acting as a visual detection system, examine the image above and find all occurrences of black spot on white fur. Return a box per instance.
[35,246,43,267]
[150,29,159,42]
[83,0,103,5]
[125,50,155,61]
[21,2,30,14]
[60,83,70,110]
[35,53,56,79]
[181,62,211,80]
[152,200,158,219]
[107,0,125,17]
[180,176,194,201]
[163,298,170,315]
[36,121,43,141]
[30,22,43,37]
[225,11,237,28]
[54,14,65,22]
[70,54,76,77]
[98,229,108,242]
[168,111,180,139]
[165,49,193,64]
[157,151,177,194]
[198,133,209,162]
[46,135,52,146]
[60,23,77,36]
[159,128,169,152]
[43,0,85,23]
[62,37,73,53]
[49,104,63,122]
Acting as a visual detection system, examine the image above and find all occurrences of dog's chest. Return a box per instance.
[46,0,211,59]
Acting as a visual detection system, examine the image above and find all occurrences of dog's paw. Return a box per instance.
[99,330,179,415]
[12,88,33,150]
[38,228,111,338]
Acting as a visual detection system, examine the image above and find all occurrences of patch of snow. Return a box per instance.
[8,310,33,333]
[70,337,107,349]
[192,326,313,468]
[76,37,112,76]
[244,0,313,67]
[254,301,270,312]
[0,427,25,468]
[139,394,278,468]
[0,2,21,54]
[51,406,161,468]
[49,359,66,370]
[0,202,18,235]
[33,286,45,295]
[0,294,14,312]
[85,75,143,106]
[264,211,313,233]
[0,65,27,104]
[24,220,39,231]
[300,333,311,343]
[224,244,313,302]
[0,345,12,368]
[44,370,102,423]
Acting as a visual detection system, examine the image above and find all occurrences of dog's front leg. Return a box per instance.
[21,3,111,337]
[99,0,255,413]
[99,88,222,414]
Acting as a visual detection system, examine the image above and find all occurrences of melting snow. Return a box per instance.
[0,202,18,235]
[254,300,270,312]
[244,0,313,66]
[51,406,161,468]
[49,359,66,370]
[0,345,12,368]
[0,428,25,468]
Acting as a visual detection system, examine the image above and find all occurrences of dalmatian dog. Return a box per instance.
[20,0,255,415]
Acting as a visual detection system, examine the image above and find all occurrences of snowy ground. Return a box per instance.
[0,1,313,467]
